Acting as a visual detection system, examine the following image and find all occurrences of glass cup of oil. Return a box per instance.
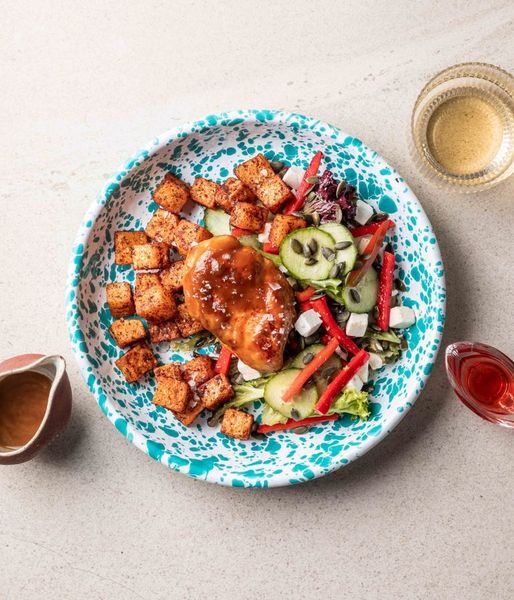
[411,62,514,191]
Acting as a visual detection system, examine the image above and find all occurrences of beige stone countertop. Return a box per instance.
[1,1,513,598]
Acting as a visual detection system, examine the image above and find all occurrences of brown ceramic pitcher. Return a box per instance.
[0,354,72,465]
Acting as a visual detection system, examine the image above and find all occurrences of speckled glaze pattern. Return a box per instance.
[65,110,445,487]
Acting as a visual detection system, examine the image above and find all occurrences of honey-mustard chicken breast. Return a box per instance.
[183,236,295,372]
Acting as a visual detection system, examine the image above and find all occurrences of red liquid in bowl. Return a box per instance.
[446,342,514,427]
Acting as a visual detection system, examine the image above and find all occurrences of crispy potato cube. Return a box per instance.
[183,356,215,387]
[132,243,170,270]
[135,273,177,322]
[145,209,180,244]
[160,260,186,292]
[220,408,254,440]
[115,231,149,265]
[175,303,204,337]
[153,378,191,413]
[172,219,212,256]
[230,202,268,233]
[109,319,146,348]
[190,177,227,209]
[115,343,157,383]
[234,154,293,213]
[153,172,190,214]
[106,282,135,318]
[200,373,234,410]
[220,177,256,212]
[154,363,183,382]
[268,214,307,248]
[173,399,205,426]
[148,319,181,343]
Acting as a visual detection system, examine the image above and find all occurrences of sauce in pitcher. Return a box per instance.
[0,371,51,447]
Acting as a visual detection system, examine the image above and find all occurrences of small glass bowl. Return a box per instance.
[446,342,514,429]
[411,62,514,192]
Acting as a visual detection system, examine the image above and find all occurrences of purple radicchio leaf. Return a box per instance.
[303,170,357,224]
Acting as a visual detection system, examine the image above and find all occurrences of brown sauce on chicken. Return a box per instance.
[183,236,295,372]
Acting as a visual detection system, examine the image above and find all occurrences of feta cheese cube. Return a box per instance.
[237,359,262,381]
[258,222,272,244]
[357,235,373,255]
[345,375,364,392]
[355,200,374,225]
[282,166,304,191]
[345,312,368,338]
[368,352,383,370]
[389,306,416,329]
[357,360,369,383]
[294,309,322,337]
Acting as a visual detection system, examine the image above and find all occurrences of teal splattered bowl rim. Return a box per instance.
[66,109,446,487]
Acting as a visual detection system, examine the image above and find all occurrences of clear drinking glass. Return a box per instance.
[411,63,514,192]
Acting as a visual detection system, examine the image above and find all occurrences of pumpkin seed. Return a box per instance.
[330,263,341,278]
[303,245,313,257]
[335,240,352,250]
[336,180,346,199]
[251,431,267,440]
[308,238,318,254]
[334,205,343,223]
[302,352,314,365]
[291,211,304,218]
[312,212,321,227]
[310,290,325,301]
[372,306,380,318]
[338,260,346,274]
[306,175,319,185]
[291,239,303,254]
[395,278,406,291]
[361,254,372,260]
[349,288,361,303]
[371,212,388,222]
[305,185,315,196]
[322,247,335,260]
[291,408,301,420]
[371,323,382,331]
[270,160,284,173]
[303,213,314,225]
[305,257,318,266]
[279,168,288,178]
[292,426,309,435]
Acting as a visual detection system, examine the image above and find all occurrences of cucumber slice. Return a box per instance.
[279,227,335,281]
[239,234,259,249]
[343,267,379,313]
[204,209,230,236]
[291,344,325,368]
[264,368,318,420]
[291,344,342,395]
[319,223,357,275]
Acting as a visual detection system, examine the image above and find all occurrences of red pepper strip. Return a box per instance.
[214,347,232,375]
[321,334,331,345]
[262,242,279,254]
[283,151,323,215]
[350,219,395,238]
[376,251,395,331]
[231,227,252,237]
[295,286,316,302]
[300,300,313,313]
[309,296,360,355]
[315,349,369,414]
[347,219,391,287]
[257,414,337,434]
[283,337,340,402]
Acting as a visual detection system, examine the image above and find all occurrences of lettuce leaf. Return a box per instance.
[260,404,288,426]
[327,388,370,420]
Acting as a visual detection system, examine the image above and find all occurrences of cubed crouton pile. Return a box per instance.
[105,158,295,437]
